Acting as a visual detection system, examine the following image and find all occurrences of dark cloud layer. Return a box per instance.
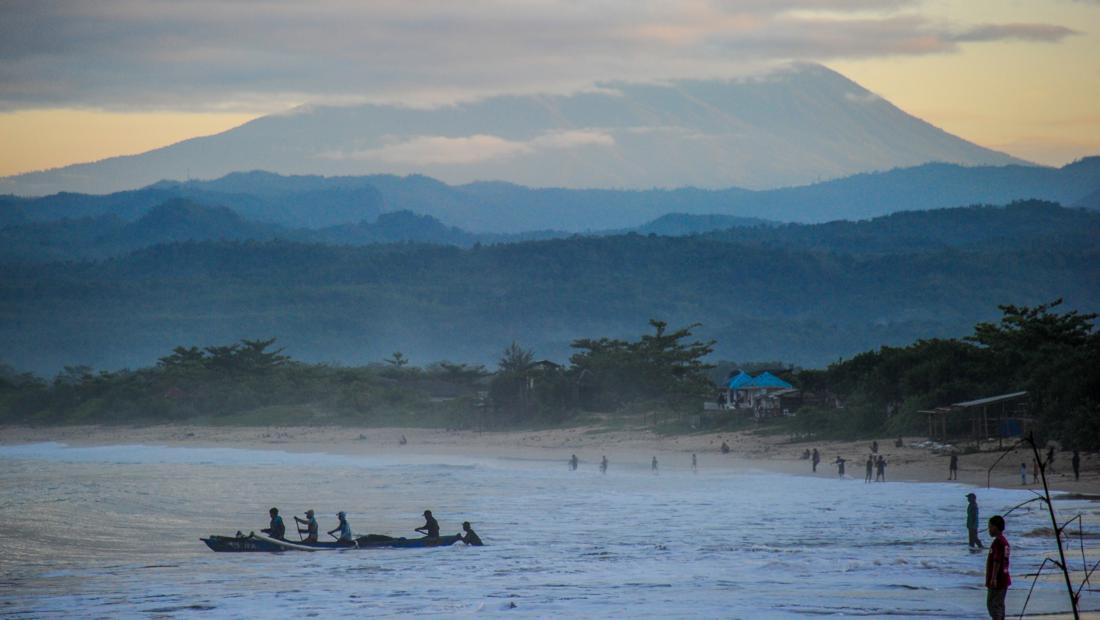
[0,1,1080,111]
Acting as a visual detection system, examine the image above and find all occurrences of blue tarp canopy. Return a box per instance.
[743,371,793,389]
[727,371,754,389]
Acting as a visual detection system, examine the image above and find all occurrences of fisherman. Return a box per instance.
[864,455,874,483]
[261,507,286,540]
[875,455,886,482]
[459,521,483,546]
[834,456,846,477]
[327,511,354,544]
[720,441,730,454]
[985,515,1011,620]
[600,455,608,474]
[294,509,319,543]
[692,453,698,472]
[652,456,658,472]
[416,510,440,539]
[967,493,984,549]
[812,448,820,472]
[1073,450,1081,481]
[949,453,959,480]
[570,454,579,471]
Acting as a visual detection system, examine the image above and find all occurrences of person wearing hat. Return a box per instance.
[967,493,984,549]
[416,510,440,539]
[327,511,354,543]
[294,509,319,543]
[261,507,286,540]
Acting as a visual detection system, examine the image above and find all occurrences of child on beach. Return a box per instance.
[985,515,1011,620]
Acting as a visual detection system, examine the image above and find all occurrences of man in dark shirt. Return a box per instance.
[875,456,886,482]
[967,493,984,549]
[1073,450,1081,481]
[986,515,1011,619]
[459,521,483,546]
[812,448,820,472]
[261,507,286,540]
[949,453,959,480]
[416,510,440,538]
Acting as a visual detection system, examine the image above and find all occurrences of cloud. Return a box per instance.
[323,129,615,165]
[0,1,1082,112]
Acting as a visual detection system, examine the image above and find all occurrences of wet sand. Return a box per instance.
[2,424,1097,495]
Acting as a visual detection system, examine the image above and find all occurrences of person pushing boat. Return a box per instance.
[416,510,440,539]
[294,509,319,543]
[459,521,483,546]
[327,511,353,543]
[261,507,286,540]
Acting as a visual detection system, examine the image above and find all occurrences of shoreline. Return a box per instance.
[3,423,1097,496]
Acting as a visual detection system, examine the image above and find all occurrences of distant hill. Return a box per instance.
[2,157,1099,233]
[0,64,1023,196]
[1,200,1096,374]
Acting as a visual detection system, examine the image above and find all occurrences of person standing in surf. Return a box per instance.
[949,453,959,480]
[692,453,698,472]
[812,448,820,472]
[985,515,1011,620]
[865,455,874,483]
[600,455,608,474]
[875,455,886,482]
[967,494,984,549]
[652,456,658,473]
[834,456,846,477]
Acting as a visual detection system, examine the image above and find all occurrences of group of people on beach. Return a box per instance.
[568,453,700,473]
[259,507,482,546]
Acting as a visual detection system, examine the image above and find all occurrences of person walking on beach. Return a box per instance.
[1032,458,1039,484]
[949,453,959,480]
[812,448,820,472]
[1020,462,1027,485]
[652,456,659,473]
[865,455,874,483]
[834,456,846,477]
[600,455,608,474]
[692,453,698,472]
[871,440,878,454]
[967,493,984,549]
[985,515,1011,620]
[875,455,886,482]
[1046,446,1057,475]
[569,454,579,471]
[1073,450,1081,481]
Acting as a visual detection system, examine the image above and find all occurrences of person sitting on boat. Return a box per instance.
[416,510,440,539]
[262,507,286,540]
[327,511,354,543]
[294,509,319,543]
[459,521,483,546]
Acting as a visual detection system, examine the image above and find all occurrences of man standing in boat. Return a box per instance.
[416,510,440,539]
[295,509,319,543]
[261,507,286,540]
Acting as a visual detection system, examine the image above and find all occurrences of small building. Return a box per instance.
[724,370,795,413]
[922,391,1032,447]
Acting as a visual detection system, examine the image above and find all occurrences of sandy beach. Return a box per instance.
[3,423,1097,496]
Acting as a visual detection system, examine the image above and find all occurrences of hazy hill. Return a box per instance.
[0,64,1023,196]
[3,157,1099,233]
[1,201,1096,374]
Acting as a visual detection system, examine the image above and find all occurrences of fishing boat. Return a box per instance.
[201,531,462,552]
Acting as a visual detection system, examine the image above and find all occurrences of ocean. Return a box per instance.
[0,441,1096,618]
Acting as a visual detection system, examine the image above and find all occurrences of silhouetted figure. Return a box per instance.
[600,455,608,474]
[895,436,903,448]
[652,456,658,472]
[294,509,318,543]
[416,510,440,539]
[569,454,579,471]
[1046,446,1056,475]
[692,453,698,472]
[986,515,1011,619]
[720,441,730,454]
[871,440,878,454]
[1072,450,1081,481]
[949,453,959,480]
[1020,462,1027,485]
[834,456,846,477]
[328,511,353,543]
[865,456,874,483]
[399,434,407,445]
[812,448,820,472]
[1032,459,1039,484]
[459,521,483,546]
[262,507,286,540]
[966,494,983,549]
[875,456,886,482]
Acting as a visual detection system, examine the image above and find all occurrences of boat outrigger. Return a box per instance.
[202,531,462,552]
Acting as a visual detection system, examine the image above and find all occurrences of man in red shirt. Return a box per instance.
[985,515,1011,619]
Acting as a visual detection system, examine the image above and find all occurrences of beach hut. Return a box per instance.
[922,391,1031,447]
[737,371,795,412]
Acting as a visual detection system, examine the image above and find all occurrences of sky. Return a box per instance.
[0,0,1098,178]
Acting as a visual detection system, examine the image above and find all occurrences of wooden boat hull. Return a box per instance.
[201,533,462,552]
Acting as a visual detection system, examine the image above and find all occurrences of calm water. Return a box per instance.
[1,442,1097,618]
